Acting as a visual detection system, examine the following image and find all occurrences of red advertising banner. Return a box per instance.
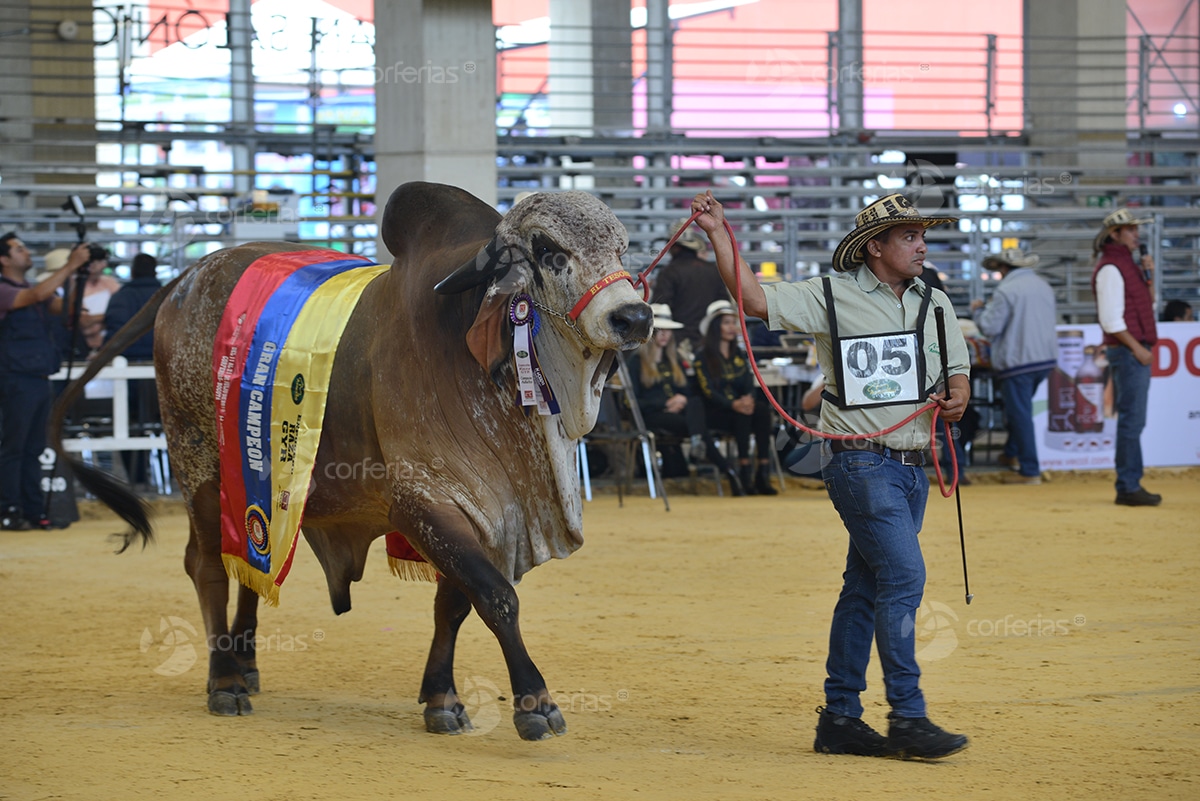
[1035,322,1200,471]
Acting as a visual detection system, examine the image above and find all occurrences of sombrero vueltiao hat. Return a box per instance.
[650,303,683,330]
[981,248,1039,270]
[1094,207,1152,252]
[698,299,737,337]
[831,194,958,273]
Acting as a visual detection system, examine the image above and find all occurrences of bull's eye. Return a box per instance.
[532,233,568,273]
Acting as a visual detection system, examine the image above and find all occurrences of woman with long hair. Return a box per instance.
[628,304,744,495]
[694,300,778,495]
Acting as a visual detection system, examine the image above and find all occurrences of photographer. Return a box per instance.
[0,235,91,530]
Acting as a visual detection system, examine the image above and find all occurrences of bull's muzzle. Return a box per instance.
[610,302,653,350]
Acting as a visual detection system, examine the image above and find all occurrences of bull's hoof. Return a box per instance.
[513,707,568,741]
[242,670,260,695]
[208,690,254,716]
[424,703,474,735]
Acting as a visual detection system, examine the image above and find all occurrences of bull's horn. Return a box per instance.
[434,238,525,295]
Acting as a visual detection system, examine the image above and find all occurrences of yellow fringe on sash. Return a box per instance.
[388,556,439,583]
[223,553,283,607]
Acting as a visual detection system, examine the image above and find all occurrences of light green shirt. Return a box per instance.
[763,267,971,452]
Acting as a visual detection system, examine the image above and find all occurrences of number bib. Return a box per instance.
[837,331,922,407]
[821,276,934,410]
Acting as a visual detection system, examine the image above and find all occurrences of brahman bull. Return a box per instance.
[51,181,651,740]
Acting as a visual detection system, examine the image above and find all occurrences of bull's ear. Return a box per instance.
[434,237,522,295]
[465,291,513,374]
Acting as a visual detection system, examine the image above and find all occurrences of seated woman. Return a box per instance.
[693,300,778,496]
[628,304,744,495]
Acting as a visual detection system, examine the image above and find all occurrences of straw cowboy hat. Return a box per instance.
[698,299,737,337]
[35,248,73,282]
[650,303,683,330]
[669,218,710,255]
[981,248,1039,270]
[831,193,958,273]
[1094,207,1152,252]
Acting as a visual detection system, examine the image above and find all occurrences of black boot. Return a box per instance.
[708,445,745,497]
[813,706,890,757]
[740,465,757,496]
[754,465,778,496]
[886,714,969,759]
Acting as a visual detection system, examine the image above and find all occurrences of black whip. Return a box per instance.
[934,305,973,605]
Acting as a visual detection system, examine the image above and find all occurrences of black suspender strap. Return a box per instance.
[821,276,846,407]
[915,282,934,397]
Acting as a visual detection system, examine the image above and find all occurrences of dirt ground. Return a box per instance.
[1,467,1197,800]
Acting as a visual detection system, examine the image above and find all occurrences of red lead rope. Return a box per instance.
[635,212,960,497]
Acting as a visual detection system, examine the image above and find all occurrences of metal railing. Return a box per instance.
[2,10,1198,319]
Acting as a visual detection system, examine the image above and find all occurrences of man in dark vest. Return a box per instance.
[0,235,91,529]
[1091,208,1161,507]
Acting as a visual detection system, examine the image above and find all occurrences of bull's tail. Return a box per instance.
[48,273,186,552]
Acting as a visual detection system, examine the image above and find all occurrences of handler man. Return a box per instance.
[690,191,972,760]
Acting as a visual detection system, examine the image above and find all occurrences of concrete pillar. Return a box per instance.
[31,0,96,195]
[549,0,633,137]
[591,0,633,138]
[0,0,95,210]
[373,0,497,251]
[592,1,634,208]
[229,0,254,197]
[836,0,863,134]
[545,0,633,206]
[643,0,671,136]
[1025,0,1127,172]
[0,1,34,210]
[549,0,593,135]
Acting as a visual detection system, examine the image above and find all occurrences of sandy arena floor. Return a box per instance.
[1,467,1197,800]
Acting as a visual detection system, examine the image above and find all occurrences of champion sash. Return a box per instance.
[214,250,389,605]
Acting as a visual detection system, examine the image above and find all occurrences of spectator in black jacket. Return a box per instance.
[652,219,730,354]
[104,253,161,361]
[104,253,162,488]
[694,300,777,496]
[628,304,742,492]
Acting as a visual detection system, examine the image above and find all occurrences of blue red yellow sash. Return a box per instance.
[213,250,432,605]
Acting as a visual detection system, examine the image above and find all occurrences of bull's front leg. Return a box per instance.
[399,504,567,741]
[418,577,475,734]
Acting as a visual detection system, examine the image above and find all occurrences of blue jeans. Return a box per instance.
[1000,369,1050,477]
[821,447,929,719]
[1107,346,1151,494]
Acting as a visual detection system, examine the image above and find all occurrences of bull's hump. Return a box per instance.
[380,182,501,263]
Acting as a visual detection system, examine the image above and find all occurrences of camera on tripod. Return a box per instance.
[62,194,113,274]
[74,244,109,276]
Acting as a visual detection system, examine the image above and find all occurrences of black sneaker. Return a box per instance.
[1115,488,1162,507]
[813,706,890,756]
[886,714,969,759]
